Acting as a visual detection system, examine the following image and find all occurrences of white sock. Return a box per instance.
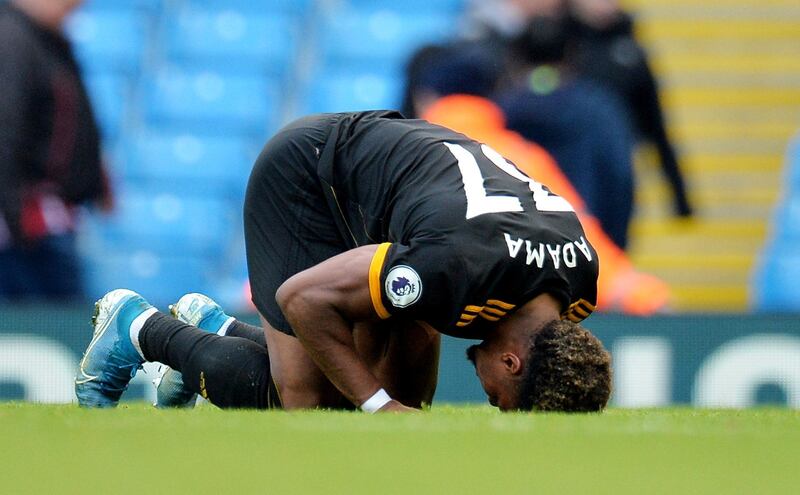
[217,317,236,336]
[130,308,158,361]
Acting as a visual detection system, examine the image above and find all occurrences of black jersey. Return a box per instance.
[315,111,598,336]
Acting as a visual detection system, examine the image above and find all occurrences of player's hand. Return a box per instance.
[377,400,418,413]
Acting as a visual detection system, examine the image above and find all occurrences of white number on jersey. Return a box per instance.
[444,142,574,220]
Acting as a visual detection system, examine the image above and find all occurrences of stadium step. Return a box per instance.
[624,0,800,311]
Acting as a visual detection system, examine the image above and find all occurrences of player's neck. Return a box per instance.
[496,293,562,348]
[520,292,562,322]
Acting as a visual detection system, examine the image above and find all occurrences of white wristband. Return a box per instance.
[360,388,392,413]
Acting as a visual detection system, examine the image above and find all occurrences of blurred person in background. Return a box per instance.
[401,41,504,120]
[448,0,567,97]
[403,41,669,314]
[567,0,693,217]
[0,0,110,301]
[461,0,565,44]
[495,16,635,248]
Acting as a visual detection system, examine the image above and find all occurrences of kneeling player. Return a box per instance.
[75,290,437,410]
[75,111,612,412]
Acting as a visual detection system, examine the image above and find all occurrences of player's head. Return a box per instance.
[467,319,611,412]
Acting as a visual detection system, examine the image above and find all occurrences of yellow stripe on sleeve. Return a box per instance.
[368,243,392,319]
[481,306,507,316]
[486,299,515,310]
[572,306,590,318]
[565,313,583,323]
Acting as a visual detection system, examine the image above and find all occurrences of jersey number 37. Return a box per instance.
[444,142,574,220]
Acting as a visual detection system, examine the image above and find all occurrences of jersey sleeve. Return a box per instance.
[368,241,468,329]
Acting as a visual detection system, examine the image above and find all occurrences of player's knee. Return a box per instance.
[274,276,305,322]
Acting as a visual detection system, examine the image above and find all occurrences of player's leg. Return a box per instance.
[225,319,266,345]
[75,289,157,407]
[244,115,352,410]
[168,292,267,347]
[262,315,350,409]
[139,311,276,409]
[354,321,441,408]
[75,289,278,409]
[155,293,267,408]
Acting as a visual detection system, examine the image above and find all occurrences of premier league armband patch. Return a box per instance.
[385,265,422,308]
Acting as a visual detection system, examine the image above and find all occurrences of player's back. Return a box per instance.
[328,112,473,243]
[323,111,599,332]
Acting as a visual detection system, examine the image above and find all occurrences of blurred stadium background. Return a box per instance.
[1,0,800,408]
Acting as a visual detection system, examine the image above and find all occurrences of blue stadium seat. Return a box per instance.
[82,190,237,258]
[121,133,255,198]
[752,134,800,312]
[751,245,800,312]
[164,8,296,76]
[142,68,280,137]
[65,10,148,74]
[84,74,129,140]
[80,0,160,13]
[771,195,800,242]
[304,71,401,114]
[319,10,455,72]
[341,0,465,14]
[83,253,212,308]
[180,0,312,15]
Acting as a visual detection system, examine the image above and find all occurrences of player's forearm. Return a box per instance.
[280,293,383,407]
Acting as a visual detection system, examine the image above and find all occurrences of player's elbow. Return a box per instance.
[275,276,302,317]
[276,275,320,325]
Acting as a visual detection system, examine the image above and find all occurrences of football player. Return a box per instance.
[75,111,611,413]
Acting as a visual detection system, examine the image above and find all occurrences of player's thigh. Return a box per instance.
[244,119,347,338]
[261,315,349,410]
[354,320,440,408]
[245,120,353,410]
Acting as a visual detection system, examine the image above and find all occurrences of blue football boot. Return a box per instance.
[75,289,154,408]
[153,293,234,408]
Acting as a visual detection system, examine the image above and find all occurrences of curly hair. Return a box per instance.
[517,320,611,412]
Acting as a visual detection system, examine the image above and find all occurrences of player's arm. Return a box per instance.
[275,244,415,412]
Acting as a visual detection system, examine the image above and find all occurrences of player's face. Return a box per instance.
[467,343,521,411]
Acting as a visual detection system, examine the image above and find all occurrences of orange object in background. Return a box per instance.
[423,95,670,315]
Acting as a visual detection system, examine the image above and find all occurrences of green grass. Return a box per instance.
[1,404,798,495]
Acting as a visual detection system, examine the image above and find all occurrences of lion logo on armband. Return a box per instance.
[385,265,422,308]
[391,277,414,296]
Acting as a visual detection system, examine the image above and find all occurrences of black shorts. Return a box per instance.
[243,115,349,335]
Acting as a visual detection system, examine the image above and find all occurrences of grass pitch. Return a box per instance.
[1,404,797,495]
